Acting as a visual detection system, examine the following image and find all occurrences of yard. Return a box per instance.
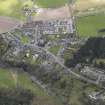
[76,13,105,37]
[48,45,60,55]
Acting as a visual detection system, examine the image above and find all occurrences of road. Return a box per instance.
[20,44,103,86]
[44,48,99,85]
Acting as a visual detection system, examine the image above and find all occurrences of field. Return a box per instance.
[76,13,105,37]
[0,0,69,32]
[36,0,67,8]
[0,0,35,20]
[75,0,105,11]
[69,80,98,105]
[74,0,105,37]
[0,16,20,34]
[0,0,68,19]
[0,0,23,20]
[0,68,44,94]
[48,45,60,55]
[0,68,61,105]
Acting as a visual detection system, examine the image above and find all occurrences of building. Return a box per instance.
[23,18,74,34]
[22,4,75,44]
[42,18,74,35]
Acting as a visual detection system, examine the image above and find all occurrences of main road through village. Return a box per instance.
[29,45,102,86]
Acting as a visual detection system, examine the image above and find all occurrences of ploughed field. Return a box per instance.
[0,16,20,33]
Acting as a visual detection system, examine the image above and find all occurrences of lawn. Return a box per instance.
[76,13,105,37]
[48,45,60,55]
[20,35,29,44]
[0,68,15,88]
[36,0,68,8]
[64,48,75,61]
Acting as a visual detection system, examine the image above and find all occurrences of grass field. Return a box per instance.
[36,0,68,8]
[0,0,23,19]
[48,45,60,55]
[76,13,105,37]
[0,0,33,20]
[0,68,15,88]
[0,68,62,105]
[0,0,68,19]
[0,68,44,94]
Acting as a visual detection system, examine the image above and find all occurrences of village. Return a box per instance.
[0,0,105,105]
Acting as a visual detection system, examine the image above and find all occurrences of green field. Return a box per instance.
[0,69,15,88]
[0,68,44,95]
[0,0,68,19]
[76,13,105,37]
[0,68,61,105]
[48,45,60,55]
[0,0,35,20]
[36,0,68,8]
[0,0,24,20]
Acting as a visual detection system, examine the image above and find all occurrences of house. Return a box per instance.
[89,90,105,101]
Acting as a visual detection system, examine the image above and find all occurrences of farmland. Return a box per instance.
[0,68,44,94]
[0,68,61,105]
[0,0,23,19]
[75,0,105,37]
[76,13,105,37]
[36,0,68,8]
[0,0,68,19]
[75,0,105,11]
